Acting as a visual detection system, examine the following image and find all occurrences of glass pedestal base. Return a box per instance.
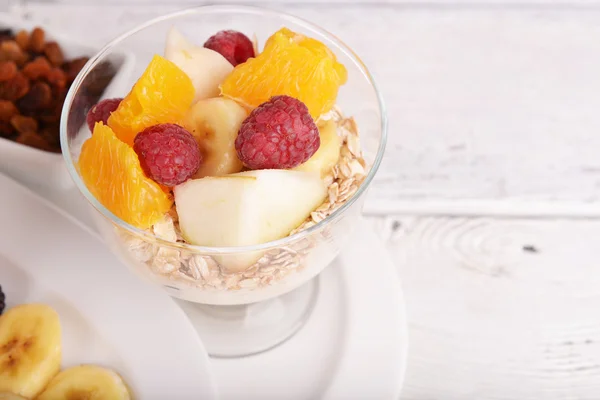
[175,277,320,358]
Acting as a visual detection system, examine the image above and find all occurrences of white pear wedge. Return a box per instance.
[174,170,327,272]
[164,27,234,103]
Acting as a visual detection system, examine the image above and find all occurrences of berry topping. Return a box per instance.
[204,30,255,67]
[235,95,320,170]
[133,123,201,187]
[86,98,122,132]
[0,284,5,315]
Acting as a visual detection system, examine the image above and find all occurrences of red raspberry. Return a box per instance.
[204,30,255,66]
[133,124,201,186]
[86,98,122,132]
[235,95,320,170]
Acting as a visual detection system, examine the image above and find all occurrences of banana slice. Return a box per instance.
[0,304,61,399]
[36,365,131,400]
[0,393,29,400]
[182,97,248,178]
[293,119,341,177]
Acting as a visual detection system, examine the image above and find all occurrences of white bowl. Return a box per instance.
[0,14,134,191]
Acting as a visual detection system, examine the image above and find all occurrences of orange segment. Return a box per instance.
[78,122,173,229]
[107,54,194,146]
[220,28,347,119]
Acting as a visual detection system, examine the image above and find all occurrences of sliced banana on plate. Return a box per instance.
[37,365,131,400]
[0,304,61,399]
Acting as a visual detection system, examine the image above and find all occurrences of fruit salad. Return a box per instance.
[0,301,131,399]
[78,26,366,293]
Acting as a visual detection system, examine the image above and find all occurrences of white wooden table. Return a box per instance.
[7,1,600,398]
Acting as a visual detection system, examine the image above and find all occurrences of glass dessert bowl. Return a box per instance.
[60,5,386,357]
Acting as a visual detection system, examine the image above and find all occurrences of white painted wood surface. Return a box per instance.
[6,2,600,399]
[11,2,600,216]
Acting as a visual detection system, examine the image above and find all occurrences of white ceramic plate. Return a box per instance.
[210,219,408,399]
[0,172,217,399]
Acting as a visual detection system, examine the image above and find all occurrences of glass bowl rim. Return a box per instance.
[60,4,388,254]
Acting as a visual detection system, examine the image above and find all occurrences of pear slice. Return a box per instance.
[294,119,341,177]
[164,27,233,103]
[174,170,327,272]
[182,97,248,178]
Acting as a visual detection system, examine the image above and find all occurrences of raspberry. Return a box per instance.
[86,98,122,132]
[133,123,201,186]
[204,30,255,66]
[235,95,320,170]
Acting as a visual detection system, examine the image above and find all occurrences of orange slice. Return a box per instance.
[220,27,347,119]
[107,54,195,146]
[78,122,173,229]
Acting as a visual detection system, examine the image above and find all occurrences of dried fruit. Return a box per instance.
[10,114,38,133]
[220,27,347,119]
[18,81,52,112]
[203,30,255,66]
[134,124,201,186]
[38,126,59,147]
[86,98,122,132]
[22,57,51,80]
[0,99,18,122]
[0,40,25,64]
[63,57,88,82]
[30,27,45,53]
[0,72,29,101]
[78,122,173,229]
[0,61,17,82]
[0,121,15,138]
[107,54,194,146]
[0,27,98,153]
[236,95,320,169]
[46,67,66,89]
[0,29,12,43]
[16,131,54,152]
[43,42,63,66]
[15,30,29,50]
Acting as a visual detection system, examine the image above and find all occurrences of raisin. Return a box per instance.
[15,30,29,50]
[30,27,45,53]
[10,115,38,133]
[39,126,59,147]
[16,131,55,152]
[0,72,29,101]
[86,61,116,96]
[0,100,18,122]
[0,120,16,138]
[22,56,51,80]
[0,40,24,63]
[63,57,89,82]
[0,29,12,44]
[44,42,63,67]
[47,67,66,89]
[18,81,52,112]
[0,61,17,82]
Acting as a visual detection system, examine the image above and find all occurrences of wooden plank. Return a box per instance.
[373,215,600,399]
[11,4,600,216]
